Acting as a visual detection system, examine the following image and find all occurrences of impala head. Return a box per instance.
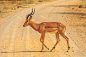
[23,8,35,27]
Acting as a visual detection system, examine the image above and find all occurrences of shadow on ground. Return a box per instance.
[0,51,51,53]
[51,5,78,7]
[54,12,86,15]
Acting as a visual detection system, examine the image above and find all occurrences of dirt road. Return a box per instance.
[0,0,86,57]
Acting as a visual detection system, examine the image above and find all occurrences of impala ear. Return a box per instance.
[29,16,32,20]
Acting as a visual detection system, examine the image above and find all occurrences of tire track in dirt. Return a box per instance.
[0,8,31,57]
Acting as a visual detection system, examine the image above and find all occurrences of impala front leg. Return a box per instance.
[50,32,60,51]
[40,33,49,51]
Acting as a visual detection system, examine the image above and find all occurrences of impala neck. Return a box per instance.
[29,20,40,31]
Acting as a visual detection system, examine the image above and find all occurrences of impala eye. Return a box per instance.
[27,21,28,22]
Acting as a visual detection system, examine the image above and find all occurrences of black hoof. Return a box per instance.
[48,48,49,50]
[41,50,43,52]
[53,47,55,49]
[68,47,70,50]
[67,51,68,52]
[50,50,52,52]
[68,47,70,48]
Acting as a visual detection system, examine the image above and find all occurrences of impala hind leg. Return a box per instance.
[40,33,49,51]
[60,33,70,51]
[50,32,60,51]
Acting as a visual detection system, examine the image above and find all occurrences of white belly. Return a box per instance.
[45,28,58,33]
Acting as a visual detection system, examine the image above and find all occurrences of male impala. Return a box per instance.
[23,8,70,52]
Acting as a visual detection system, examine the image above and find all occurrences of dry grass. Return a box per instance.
[0,0,56,17]
[79,1,86,7]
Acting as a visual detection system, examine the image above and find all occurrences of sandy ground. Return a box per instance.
[0,0,86,57]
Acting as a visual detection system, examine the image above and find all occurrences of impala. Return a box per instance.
[23,8,70,52]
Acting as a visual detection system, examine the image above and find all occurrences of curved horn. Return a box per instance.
[26,8,35,19]
[32,8,35,15]
[31,8,33,14]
